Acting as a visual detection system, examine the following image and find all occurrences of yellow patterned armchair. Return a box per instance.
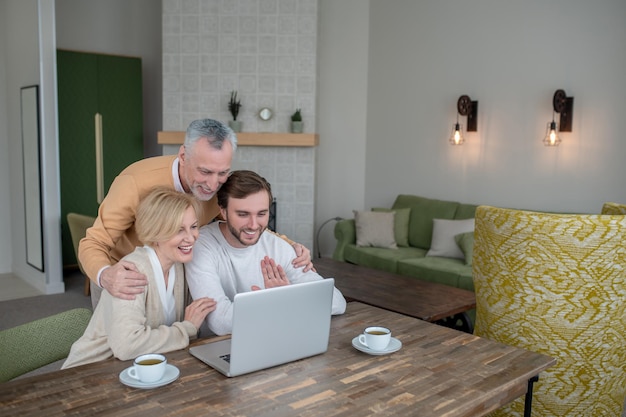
[473,205,626,417]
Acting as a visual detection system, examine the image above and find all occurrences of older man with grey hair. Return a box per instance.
[79,119,312,305]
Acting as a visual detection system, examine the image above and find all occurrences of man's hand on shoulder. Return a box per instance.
[291,243,315,272]
[100,261,148,300]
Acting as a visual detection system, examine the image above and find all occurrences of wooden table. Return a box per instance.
[1,303,554,417]
[315,257,476,331]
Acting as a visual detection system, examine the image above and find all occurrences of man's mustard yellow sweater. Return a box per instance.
[79,155,220,283]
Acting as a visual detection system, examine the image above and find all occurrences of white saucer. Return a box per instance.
[119,364,180,389]
[352,336,402,355]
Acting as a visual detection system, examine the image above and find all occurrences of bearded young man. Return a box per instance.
[185,170,346,336]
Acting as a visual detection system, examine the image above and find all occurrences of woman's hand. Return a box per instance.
[184,297,217,330]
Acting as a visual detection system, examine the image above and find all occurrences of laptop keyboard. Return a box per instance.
[220,354,231,363]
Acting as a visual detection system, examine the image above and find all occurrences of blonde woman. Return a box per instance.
[63,188,216,368]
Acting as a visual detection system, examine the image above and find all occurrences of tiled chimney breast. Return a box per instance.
[162,0,318,249]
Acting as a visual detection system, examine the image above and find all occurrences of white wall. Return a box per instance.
[364,0,626,212]
[316,0,369,256]
[315,0,626,256]
[3,0,42,280]
[1,0,59,290]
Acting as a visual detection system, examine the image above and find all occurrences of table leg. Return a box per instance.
[524,375,539,417]
[435,312,474,334]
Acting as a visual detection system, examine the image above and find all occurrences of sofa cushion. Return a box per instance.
[343,245,426,274]
[372,207,411,247]
[601,202,626,215]
[353,210,397,249]
[392,195,459,250]
[397,257,474,292]
[455,203,479,219]
[426,218,475,259]
[454,232,474,266]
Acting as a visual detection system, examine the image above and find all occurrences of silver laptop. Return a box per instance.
[189,278,335,377]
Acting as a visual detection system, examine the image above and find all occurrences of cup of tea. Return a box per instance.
[358,326,391,351]
[128,353,166,383]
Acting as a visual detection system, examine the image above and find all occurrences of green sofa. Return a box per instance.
[333,194,478,292]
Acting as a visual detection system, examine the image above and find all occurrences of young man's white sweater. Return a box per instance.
[186,222,346,336]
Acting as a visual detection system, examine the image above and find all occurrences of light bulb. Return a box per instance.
[543,121,561,146]
[449,123,464,145]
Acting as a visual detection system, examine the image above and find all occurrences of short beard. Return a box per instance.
[227,222,266,247]
[183,171,215,201]
[190,184,215,202]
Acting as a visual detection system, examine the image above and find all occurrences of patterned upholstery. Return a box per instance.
[0,308,92,382]
[472,206,626,416]
[601,202,626,215]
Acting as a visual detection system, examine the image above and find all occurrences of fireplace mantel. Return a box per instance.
[158,131,318,147]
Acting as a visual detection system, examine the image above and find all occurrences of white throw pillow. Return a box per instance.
[353,210,397,249]
[426,218,475,259]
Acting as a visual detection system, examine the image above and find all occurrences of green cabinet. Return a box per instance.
[57,50,143,266]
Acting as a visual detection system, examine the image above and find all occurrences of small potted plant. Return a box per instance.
[228,91,242,132]
[290,108,303,133]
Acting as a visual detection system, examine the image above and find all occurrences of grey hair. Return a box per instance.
[183,119,238,153]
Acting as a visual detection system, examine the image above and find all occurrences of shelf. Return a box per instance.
[158,131,319,147]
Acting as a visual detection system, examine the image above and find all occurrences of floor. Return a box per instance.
[0,273,43,301]
[0,269,91,331]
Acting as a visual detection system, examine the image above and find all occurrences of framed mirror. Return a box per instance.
[21,85,44,271]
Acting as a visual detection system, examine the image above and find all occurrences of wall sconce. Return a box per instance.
[543,89,574,146]
[450,95,478,145]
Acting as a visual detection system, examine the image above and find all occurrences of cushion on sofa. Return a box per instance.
[601,202,626,215]
[454,232,474,266]
[426,218,475,259]
[353,210,397,249]
[397,256,475,292]
[455,203,478,219]
[372,207,411,247]
[392,195,459,250]
[344,245,427,274]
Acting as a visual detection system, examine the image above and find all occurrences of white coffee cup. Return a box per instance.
[128,353,167,383]
[358,326,391,351]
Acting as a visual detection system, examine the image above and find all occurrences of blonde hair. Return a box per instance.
[135,187,201,246]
